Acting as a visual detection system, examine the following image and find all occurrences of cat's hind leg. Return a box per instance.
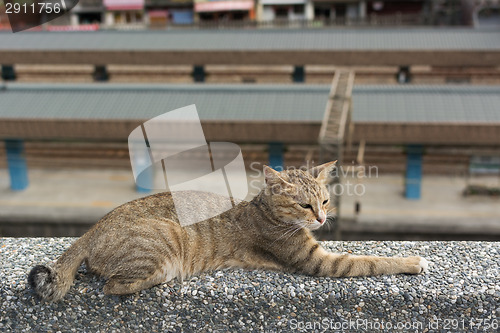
[103,269,168,295]
[103,276,157,295]
[103,261,179,295]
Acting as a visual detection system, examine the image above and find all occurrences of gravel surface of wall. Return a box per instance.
[0,238,498,332]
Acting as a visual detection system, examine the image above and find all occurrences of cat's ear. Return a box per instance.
[263,165,293,187]
[308,160,337,184]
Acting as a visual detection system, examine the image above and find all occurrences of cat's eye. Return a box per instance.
[323,200,329,205]
[299,203,312,210]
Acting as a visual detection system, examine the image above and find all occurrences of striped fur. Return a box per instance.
[28,161,428,301]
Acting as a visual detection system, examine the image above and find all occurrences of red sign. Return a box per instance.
[104,0,145,10]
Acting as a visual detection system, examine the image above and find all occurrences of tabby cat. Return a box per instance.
[29,161,428,301]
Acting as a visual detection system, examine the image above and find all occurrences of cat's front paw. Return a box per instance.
[418,257,429,273]
[405,256,429,274]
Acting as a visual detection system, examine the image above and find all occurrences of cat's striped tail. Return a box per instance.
[28,236,90,301]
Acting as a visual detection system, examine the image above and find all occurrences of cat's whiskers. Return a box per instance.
[270,220,307,245]
[286,224,306,240]
[326,207,337,216]
[267,219,298,230]
[270,225,300,244]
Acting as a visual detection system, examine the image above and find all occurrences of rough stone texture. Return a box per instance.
[0,238,498,332]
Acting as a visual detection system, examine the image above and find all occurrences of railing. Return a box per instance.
[0,12,469,32]
[162,14,437,30]
[196,14,428,29]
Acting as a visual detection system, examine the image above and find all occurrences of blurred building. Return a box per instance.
[145,0,194,26]
[225,0,441,25]
[461,0,500,27]
[257,0,431,22]
[72,0,105,25]
[103,0,145,25]
[367,0,428,15]
[194,0,255,21]
[0,3,8,29]
[2,0,487,28]
[258,0,310,21]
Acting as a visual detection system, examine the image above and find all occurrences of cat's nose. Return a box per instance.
[317,211,326,224]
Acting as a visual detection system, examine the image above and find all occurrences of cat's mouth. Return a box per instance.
[306,220,324,231]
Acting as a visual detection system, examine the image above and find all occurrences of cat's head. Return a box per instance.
[263,161,337,231]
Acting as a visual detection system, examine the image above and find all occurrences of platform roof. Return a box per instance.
[1,83,499,145]
[0,83,328,143]
[0,83,329,122]
[353,85,500,124]
[351,85,500,145]
[1,29,499,51]
[3,83,499,123]
[1,29,499,66]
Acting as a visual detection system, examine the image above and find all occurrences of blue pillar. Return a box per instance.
[269,142,284,170]
[132,144,154,193]
[5,139,29,191]
[136,167,154,193]
[405,145,423,200]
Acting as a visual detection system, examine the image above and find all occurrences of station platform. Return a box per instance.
[0,168,499,239]
[339,175,500,240]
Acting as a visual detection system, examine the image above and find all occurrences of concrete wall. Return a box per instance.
[0,238,498,331]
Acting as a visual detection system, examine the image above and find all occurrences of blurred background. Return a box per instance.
[0,0,499,241]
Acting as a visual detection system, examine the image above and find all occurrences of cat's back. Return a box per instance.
[97,190,239,226]
[85,190,245,262]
